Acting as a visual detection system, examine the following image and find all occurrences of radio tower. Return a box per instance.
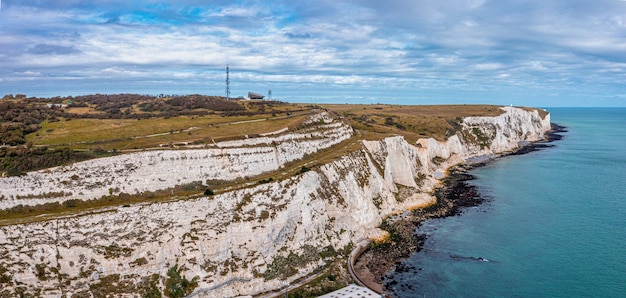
[225,65,231,100]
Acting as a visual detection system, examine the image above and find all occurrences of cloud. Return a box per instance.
[0,0,625,106]
[284,32,312,39]
[27,44,81,55]
[475,63,504,71]
[17,71,42,76]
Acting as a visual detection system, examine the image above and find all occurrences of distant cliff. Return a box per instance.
[0,112,352,210]
[0,107,550,297]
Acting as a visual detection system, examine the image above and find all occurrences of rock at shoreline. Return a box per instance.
[359,122,567,294]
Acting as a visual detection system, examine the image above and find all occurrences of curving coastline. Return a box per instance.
[0,106,555,296]
[352,123,567,295]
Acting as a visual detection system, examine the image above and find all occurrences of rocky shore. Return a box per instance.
[508,123,567,156]
[353,123,567,295]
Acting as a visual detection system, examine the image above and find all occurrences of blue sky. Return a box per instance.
[1,0,626,106]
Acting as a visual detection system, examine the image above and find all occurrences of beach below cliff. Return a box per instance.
[353,123,567,294]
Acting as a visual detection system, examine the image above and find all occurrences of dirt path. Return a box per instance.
[349,240,385,294]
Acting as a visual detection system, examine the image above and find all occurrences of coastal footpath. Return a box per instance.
[0,107,551,296]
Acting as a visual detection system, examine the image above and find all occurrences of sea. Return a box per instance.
[387,108,626,298]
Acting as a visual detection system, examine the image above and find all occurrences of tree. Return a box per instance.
[164,265,198,298]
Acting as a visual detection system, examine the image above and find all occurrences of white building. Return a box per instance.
[317,284,382,298]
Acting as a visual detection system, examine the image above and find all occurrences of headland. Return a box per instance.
[0,94,552,297]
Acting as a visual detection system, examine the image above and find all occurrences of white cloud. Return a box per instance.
[206,6,261,18]
[475,63,503,71]
[526,61,548,71]
[429,54,461,65]
[16,71,42,76]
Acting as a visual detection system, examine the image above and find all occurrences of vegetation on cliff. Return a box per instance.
[0,94,306,175]
[0,93,550,297]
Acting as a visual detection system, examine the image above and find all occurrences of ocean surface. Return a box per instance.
[387,108,626,297]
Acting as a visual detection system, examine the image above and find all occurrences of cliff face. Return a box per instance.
[0,112,352,210]
[0,107,550,297]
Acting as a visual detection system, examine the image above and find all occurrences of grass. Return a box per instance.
[322,104,505,143]
[27,103,537,150]
[0,182,210,226]
[27,112,310,151]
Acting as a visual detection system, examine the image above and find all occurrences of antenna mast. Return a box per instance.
[225,65,231,100]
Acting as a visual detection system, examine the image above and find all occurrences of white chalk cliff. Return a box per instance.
[0,107,550,297]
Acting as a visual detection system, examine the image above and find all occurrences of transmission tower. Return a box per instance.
[225,65,231,100]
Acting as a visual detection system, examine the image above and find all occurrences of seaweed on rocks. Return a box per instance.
[546,123,568,142]
[430,165,485,216]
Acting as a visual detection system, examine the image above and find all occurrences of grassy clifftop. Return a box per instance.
[1,94,547,176]
[323,104,508,143]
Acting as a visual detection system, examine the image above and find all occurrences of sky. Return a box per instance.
[1,0,626,107]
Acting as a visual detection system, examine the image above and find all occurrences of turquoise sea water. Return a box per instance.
[388,108,626,297]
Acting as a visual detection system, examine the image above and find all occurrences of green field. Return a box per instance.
[28,112,311,151]
[323,104,507,143]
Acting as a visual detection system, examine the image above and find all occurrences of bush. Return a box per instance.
[165,265,198,298]
[258,177,273,184]
[64,199,80,208]
[140,274,162,298]
[297,166,311,175]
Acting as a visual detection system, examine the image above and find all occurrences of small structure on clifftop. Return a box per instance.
[248,92,264,100]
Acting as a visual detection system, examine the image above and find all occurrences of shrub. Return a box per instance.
[130,257,148,266]
[102,243,133,259]
[258,177,273,184]
[297,166,311,175]
[165,265,198,298]
[64,199,80,208]
[140,274,162,298]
